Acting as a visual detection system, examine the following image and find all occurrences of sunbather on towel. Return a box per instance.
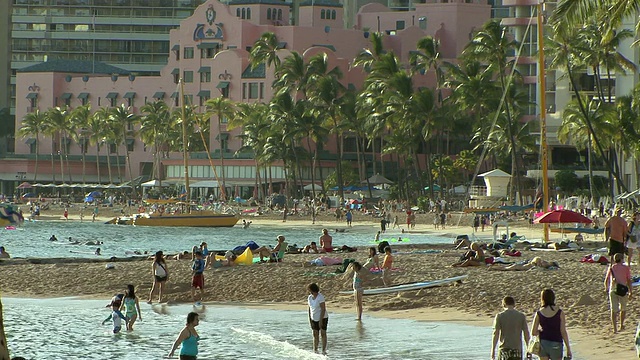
[488,257,558,271]
[452,242,485,267]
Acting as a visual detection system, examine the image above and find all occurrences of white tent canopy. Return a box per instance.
[191,180,220,188]
[303,183,323,191]
[141,180,165,188]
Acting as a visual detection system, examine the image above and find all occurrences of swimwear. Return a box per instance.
[192,273,204,289]
[323,247,333,253]
[124,297,137,317]
[155,275,168,282]
[353,273,363,292]
[180,330,199,356]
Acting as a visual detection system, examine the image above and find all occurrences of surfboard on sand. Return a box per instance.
[338,275,468,295]
[529,247,576,252]
[636,321,640,358]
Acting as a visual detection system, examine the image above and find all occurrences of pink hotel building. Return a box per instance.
[7,0,490,194]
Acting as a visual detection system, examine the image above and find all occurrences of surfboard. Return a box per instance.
[529,247,576,252]
[636,321,640,358]
[338,275,468,295]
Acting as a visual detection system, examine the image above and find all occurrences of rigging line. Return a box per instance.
[459,13,535,223]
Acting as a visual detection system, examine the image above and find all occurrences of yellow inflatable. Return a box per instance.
[234,247,254,265]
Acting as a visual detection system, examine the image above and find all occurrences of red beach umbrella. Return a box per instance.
[534,209,593,224]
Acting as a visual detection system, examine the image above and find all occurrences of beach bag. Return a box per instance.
[377,241,390,254]
[616,283,629,297]
[527,336,541,356]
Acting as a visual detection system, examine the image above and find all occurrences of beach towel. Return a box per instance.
[580,254,609,264]
[502,250,522,257]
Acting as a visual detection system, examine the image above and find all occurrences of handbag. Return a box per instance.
[527,336,541,356]
[616,283,629,297]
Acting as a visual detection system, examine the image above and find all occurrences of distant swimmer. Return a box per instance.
[242,219,252,229]
[84,241,103,246]
[95,248,101,256]
[49,235,58,241]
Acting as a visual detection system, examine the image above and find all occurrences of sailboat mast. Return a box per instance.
[537,1,549,243]
[180,79,191,204]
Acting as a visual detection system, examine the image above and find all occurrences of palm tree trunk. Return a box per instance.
[588,133,595,203]
[307,138,318,202]
[51,142,56,183]
[59,141,65,184]
[106,145,113,184]
[379,136,385,178]
[96,145,101,184]
[0,298,10,360]
[34,135,39,183]
[115,145,122,183]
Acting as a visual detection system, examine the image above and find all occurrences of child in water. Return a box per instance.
[352,262,364,321]
[103,294,127,333]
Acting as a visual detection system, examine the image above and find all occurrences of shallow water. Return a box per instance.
[1,221,452,258]
[3,297,492,359]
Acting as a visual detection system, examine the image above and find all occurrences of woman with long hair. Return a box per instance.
[148,250,169,303]
[121,284,142,331]
[531,289,572,360]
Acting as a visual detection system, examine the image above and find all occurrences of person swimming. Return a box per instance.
[49,235,58,241]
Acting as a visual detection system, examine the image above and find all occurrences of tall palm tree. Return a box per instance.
[110,105,139,186]
[69,105,92,184]
[92,107,113,183]
[249,32,281,70]
[464,20,522,204]
[140,101,171,185]
[18,109,46,182]
[204,97,236,200]
[44,107,71,183]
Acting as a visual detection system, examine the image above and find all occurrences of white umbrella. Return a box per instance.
[303,183,323,191]
[141,180,164,188]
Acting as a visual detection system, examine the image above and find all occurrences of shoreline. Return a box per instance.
[1,294,629,359]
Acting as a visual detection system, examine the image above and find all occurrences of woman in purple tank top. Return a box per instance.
[531,289,572,360]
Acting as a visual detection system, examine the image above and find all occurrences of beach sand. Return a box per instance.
[1,205,637,359]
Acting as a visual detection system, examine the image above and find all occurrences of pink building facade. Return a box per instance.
[7,0,490,195]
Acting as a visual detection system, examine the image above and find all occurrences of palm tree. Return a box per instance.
[204,97,236,200]
[464,20,523,204]
[249,32,281,70]
[352,32,386,71]
[18,109,46,182]
[92,107,113,183]
[69,105,92,184]
[552,0,640,34]
[44,107,71,183]
[558,97,616,201]
[110,105,139,186]
[140,101,171,185]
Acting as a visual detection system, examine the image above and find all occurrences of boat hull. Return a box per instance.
[133,213,239,227]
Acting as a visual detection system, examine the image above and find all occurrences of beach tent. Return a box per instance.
[141,180,165,188]
[303,183,323,191]
[17,182,32,189]
[363,174,393,185]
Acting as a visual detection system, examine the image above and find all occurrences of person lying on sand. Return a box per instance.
[208,250,237,268]
[452,242,485,267]
[488,257,559,271]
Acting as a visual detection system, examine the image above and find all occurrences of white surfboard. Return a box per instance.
[529,247,576,252]
[339,275,468,295]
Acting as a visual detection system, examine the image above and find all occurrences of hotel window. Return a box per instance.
[236,8,240,17]
[184,47,194,59]
[221,86,229,99]
[64,98,71,107]
[184,70,194,83]
[249,83,259,99]
[29,141,36,154]
[241,8,246,19]
[201,47,217,58]
[331,10,336,20]
[109,97,116,107]
[278,9,282,20]
[109,143,116,154]
[199,96,209,106]
[242,83,246,99]
[126,140,134,152]
[267,8,271,19]
[396,20,405,30]
[321,9,325,19]
[247,8,251,19]
[200,71,211,83]
[259,82,264,99]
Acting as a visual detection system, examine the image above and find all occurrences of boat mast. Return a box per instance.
[180,79,191,206]
[537,1,549,242]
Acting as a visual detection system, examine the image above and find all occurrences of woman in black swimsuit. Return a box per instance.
[148,250,169,304]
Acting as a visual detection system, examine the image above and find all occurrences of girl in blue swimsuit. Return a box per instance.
[121,284,142,331]
[169,312,200,360]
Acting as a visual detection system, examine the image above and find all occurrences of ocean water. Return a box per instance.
[0,221,452,259]
[3,297,492,359]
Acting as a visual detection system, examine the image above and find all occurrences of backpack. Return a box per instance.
[378,241,390,254]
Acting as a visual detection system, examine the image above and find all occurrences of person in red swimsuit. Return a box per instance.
[319,229,333,253]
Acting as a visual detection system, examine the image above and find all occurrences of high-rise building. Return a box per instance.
[3,0,205,148]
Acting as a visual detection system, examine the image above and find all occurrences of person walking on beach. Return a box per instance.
[351,262,364,321]
[63,207,69,220]
[605,207,628,256]
[604,253,632,333]
[531,289,572,360]
[382,246,393,286]
[319,229,333,253]
[92,206,99,222]
[491,296,530,360]
[149,250,169,304]
[345,209,353,227]
[191,251,205,304]
[307,283,328,355]
[121,284,142,331]
[626,212,640,265]
[168,312,200,359]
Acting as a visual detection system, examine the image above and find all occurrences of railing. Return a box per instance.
[469,186,487,197]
